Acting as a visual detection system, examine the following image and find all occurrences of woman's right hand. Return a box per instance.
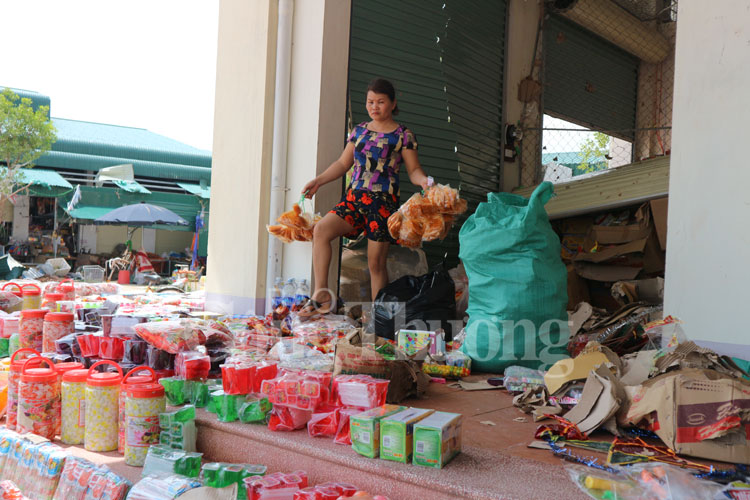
[302,177,322,198]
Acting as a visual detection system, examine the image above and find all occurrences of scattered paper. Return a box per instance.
[513,417,527,423]
[480,421,496,426]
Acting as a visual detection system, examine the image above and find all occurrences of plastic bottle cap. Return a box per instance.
[126,383,165,398]
[22,367,57,383]
[87,371,122,387]
[11,357,43,371]
[20,309,48,319]
[62,369,89,383]
[45,312,75,322]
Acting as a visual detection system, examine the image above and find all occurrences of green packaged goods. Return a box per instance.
[239,395,272,424]
[202,462,266,500]
[413,411,463,468]
[214,391,246,422]
[350,405,405,458]
[141,445,203,478]
[159,377,187,406]
[380,407,435,463]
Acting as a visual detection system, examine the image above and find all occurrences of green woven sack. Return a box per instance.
[459,182,569,372]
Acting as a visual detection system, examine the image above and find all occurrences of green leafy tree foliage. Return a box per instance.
[0,88,57,206]
[577,131,609,174]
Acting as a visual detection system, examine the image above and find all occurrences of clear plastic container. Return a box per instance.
[61,369,88,445]
[17,357,59,439]
[42,312,74,353]
[7,348,43,430]
[84,360,123,452]
[19,309,47,351]
[124,383,166,466]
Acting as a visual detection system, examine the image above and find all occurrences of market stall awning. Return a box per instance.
[177,182,210,199]
[111,179,151,194]
[2,168,75,197]
[63,205,118,221]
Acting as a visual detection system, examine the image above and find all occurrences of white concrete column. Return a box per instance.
[11,196,29,242]
[664,0,750,359]
[206,0,278,315]
[282,0,351,291]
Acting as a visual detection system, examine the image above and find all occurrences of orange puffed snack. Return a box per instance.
[387,212,403,239]
[267,203,319,243]
[391,184,467,247]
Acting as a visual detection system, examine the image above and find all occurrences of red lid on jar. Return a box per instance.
[21,284,41,296]
[125,383,165,398]
[87,360,123,387]
[44,292,64,301]
[21,357,57,383]
[122,366,156,386]
[45,312,75,322]
[10,348,42,370]
[62,369,89,383]
[56,361,84,374]
[20,309,48,319]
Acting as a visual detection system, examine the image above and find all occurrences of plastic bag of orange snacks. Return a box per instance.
[387,184,467,248]
[267,197,322,243]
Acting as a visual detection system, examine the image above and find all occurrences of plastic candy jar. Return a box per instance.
[19,309,47,351]
[119,366,157,453]
[21,284,42,310]
[61,368,89,444]
[84,360,123,451]
[124,383,166,466]
[42,312,74,353]
[7,348,43,430]
[17,357,60,439]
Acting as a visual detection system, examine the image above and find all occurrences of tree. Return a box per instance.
[0,88,57,205]
[577,131,609,174]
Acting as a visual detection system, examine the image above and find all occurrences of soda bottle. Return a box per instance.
[282,279,296,308]
[272,277,283,309]
[295,279,310,309]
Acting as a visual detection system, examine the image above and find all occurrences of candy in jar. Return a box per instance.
[124,383,165,466]
[7,348,43,431]
[52,361,84,437]
[17,357,59,440]
[42,312,74,354]
[84,360,123,452]
[119,367,157,454]
[19,309,47,351]
[61,369,88,445]
[20,284,42,311]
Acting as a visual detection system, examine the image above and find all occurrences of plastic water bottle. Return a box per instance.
[295,279,310,309]
[282,279,297,308]
[271,277,283,309]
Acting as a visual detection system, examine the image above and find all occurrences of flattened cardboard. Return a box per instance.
[611,278,665,305]
[624,369,750,464]
[649,197,668,251]
[564,365,625,435]
[573,238,648,263]
[567,264,590,310]
[544,351,611,395]
[590,203,651,244]
[574,262,641,282]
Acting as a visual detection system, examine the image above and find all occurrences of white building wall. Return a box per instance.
[664,0,750,358]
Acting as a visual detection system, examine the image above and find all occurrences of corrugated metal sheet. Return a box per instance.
[9,168,74,197]
[348,0,506,267]
[37,150,212,183]
[51,118,211,167]
[177,183,211,199]
[544,15,639,138]
[441,0,506,265]
[513,156,669,219]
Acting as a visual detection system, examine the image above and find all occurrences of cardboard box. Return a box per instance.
[397,330,434,356]
[649,197,668,251]
[412,411,463,468]
[380,407,435,463]
[623,369,750,464]
[590,203,651,244]
[350,405,405,458]
[566,264,590,310]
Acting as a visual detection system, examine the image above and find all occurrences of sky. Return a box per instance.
[2,0,219,152]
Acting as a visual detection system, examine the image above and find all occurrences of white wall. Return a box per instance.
[281,0,351,286]
[206,0,277,315]
[664,0,750,359]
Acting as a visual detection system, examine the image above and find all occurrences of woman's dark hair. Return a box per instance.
[367,78,399,115]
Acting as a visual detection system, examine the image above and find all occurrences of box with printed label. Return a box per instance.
[380,407,434,463]
[350,405,405,458]
[412,411,462,468]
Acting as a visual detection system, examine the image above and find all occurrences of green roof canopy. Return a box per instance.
[111,179,151,194]
[2,168,74,197]
[64,205,116,221]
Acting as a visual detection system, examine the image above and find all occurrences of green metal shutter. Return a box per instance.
[544,15,638,138]
[348,0,506,267]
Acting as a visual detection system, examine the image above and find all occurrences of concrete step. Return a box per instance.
[194,408,587,500]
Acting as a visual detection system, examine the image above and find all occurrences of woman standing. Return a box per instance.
[300,78,431,315]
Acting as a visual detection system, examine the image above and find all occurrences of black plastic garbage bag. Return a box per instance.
[373,265,456,340]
